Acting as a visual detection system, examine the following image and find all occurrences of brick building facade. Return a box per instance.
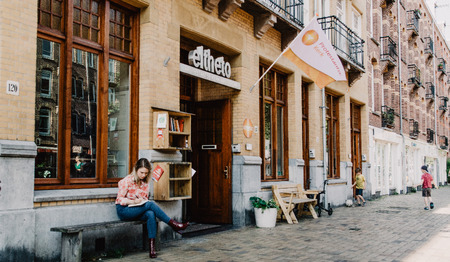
[366,0,449,198]
[0,0,381,260]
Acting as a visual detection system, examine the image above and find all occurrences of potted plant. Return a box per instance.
[249,196,279,228]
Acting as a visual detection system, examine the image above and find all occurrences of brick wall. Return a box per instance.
[0,0,37,141]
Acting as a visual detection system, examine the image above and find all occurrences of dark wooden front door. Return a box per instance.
[302,82,310,189]
[189,99,232,224]
[351,102,362,196]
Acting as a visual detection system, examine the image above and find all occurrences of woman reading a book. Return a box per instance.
[116,158,189,258]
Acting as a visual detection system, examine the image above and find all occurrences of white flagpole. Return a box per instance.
[249,48,288,93]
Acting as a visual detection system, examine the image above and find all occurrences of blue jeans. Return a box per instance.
[116,201,171,238]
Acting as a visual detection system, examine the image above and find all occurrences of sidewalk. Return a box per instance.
[105,187,450,262]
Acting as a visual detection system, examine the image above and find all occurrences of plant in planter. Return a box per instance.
[249,196,279,228]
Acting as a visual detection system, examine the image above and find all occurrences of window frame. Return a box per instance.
[40,69,52,97]
[326,91,340,179]
[38,108,52,136]
[260,64,288,181]
[35,0,140,189]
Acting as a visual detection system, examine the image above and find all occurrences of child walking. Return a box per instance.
[420,165,438,210]
[352,168,366,206]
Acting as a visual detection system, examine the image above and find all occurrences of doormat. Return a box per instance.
[182,223,233,238]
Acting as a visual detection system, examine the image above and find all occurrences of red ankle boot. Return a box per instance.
[149,238,157,258]
[168,219,189,233]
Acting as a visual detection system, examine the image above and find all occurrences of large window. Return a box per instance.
[326,92,340,179]
[260,65,288,181]
[35,0,139,188]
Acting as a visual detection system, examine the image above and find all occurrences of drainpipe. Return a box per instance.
[321,88,327,206]
[432,3,439,183]
[432,8,438,150]
[397,0,406,193]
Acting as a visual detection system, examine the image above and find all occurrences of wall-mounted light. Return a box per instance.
[163,56,171,67]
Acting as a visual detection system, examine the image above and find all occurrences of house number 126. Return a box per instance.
[6,80,19,96]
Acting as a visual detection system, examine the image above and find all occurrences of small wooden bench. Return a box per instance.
[272,184,320,224]
[51,220,159,262]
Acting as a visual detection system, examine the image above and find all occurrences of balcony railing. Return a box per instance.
[438,58,447,74]
[259,0,304,27]
[427,128,434,143]
[439,96,448,111]
[440,135,448,150]
[424,37,434,56]
[380,36,397,65]
[409,119,419,139]
[318,16,364,70]
[407,10,420,35]
[381,105,395,128]
[408,64,421,87]
[425,82,435,99]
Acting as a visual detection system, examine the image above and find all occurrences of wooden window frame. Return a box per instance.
[35,0,140,189]
[326,92,340,179]
[260,65,288,181]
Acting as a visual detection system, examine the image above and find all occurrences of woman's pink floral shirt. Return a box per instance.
[115,174,149,205]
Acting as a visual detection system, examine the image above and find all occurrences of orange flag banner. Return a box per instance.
[283,17,347,88]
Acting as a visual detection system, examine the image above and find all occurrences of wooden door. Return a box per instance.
[302,82,310,189]
[189,99,232,224]
[351,102,362,195]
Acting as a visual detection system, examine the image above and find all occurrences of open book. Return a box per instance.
[128,200,149,207]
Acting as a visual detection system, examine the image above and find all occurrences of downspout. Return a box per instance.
[321,88,327,206]
[397,0,406,193]
[432,9,438,151]
[432,5,439,183]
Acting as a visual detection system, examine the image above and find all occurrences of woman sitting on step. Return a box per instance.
[116,158,189,258]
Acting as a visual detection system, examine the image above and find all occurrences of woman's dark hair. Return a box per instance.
[355,168,362,174]
[135,158,151,172]
[131,158,151,184]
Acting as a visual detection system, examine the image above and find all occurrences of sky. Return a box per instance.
[425,0,450,41]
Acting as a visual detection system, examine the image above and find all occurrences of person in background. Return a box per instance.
[420,165,438,210]
[352,168,366,206]
[116,158,189,258]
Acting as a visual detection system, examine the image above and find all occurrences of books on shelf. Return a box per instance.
[169,117,185,132]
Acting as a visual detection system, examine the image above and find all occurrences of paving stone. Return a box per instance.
[104,187,450,261]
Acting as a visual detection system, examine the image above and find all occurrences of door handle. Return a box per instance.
[224,165,229,179]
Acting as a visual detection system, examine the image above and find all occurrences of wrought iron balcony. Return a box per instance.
[408,64,421,87]
[440,135,448,150]
[257,0,304,26]
[425,82,435,99]
[381,105,395,128]
[380,36,397,66]
[318,15,365,71]
[438,58,447,75]
[409,119,419,139]
[427,128,434,143]
[407,10,420,36]
[439,96,448,111]
[424,37,434,56]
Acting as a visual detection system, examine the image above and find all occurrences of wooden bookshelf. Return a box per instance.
[152,108,192,150]
[152,162,192,201]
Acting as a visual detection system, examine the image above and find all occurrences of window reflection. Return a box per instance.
[70,48,98,178]
[107,59,130,178]
[35,38,60,179]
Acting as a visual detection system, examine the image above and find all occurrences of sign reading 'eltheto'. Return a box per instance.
[188,46,231,79]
